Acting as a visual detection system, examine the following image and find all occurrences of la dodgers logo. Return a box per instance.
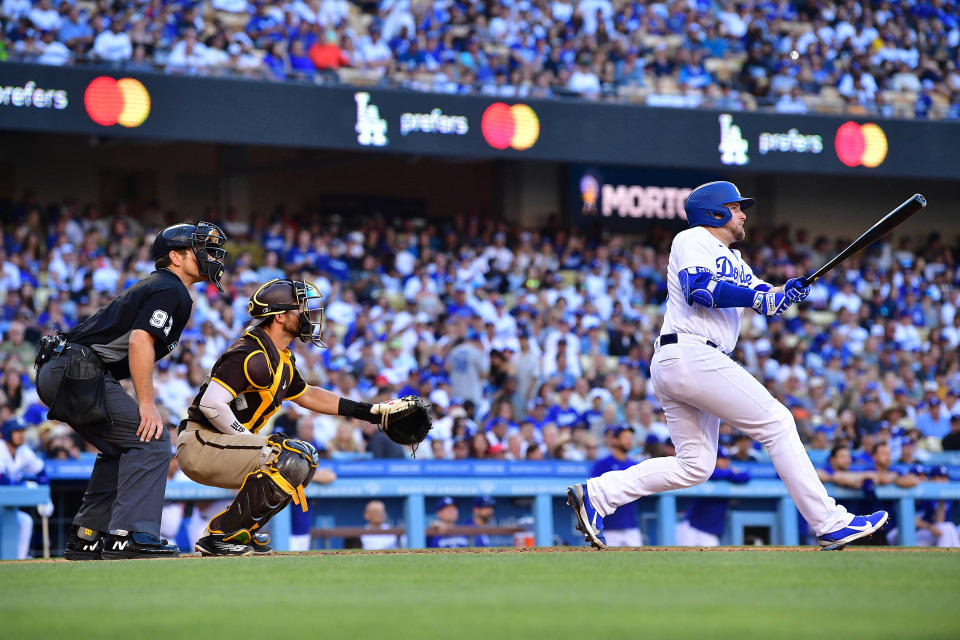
[354,92,387,147]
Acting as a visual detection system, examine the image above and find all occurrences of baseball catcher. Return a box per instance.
[177,278,430,556]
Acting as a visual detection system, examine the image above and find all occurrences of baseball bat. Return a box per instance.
[800,194,927,286]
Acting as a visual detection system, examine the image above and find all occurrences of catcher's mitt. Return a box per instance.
[375,395,432,449]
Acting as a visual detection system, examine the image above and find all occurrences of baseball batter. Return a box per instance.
[568,181,888,550]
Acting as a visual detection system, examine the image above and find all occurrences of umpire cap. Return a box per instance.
[248,279,326,348]
[152,221,229,292]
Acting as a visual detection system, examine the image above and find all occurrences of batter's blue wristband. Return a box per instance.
[711,280,759,309]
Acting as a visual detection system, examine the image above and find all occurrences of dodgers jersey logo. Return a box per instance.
[715,256,753,286]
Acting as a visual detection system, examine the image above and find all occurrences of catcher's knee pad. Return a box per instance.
[208,437,319,542]
[275,438,319,489]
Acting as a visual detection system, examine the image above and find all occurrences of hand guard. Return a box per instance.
[752,290,790,316]
[371,395,432,448]
[784,278,810,304]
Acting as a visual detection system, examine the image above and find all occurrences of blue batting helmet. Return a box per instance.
[684,181,755,228]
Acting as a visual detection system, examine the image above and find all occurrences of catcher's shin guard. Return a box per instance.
[208,438,317,544]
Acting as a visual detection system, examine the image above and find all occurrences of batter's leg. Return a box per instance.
[588,393,719,517]
[683,349,850,536]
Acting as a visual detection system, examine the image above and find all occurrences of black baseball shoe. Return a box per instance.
[252,533,272,554]
[195,534,255,557]
[101,531,180,560]
[64,525,104,561]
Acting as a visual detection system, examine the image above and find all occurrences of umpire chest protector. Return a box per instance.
[187,326,307,434]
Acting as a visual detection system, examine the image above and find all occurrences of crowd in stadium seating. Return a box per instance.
[2,0,959,118]
[2,191,960,483]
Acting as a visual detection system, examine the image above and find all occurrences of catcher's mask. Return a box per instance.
[152,221,229,292]
[248,278,326,348]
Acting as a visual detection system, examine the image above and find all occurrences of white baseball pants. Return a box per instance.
[587,335,851,537]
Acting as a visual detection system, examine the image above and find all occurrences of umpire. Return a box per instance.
[35,222,228,560]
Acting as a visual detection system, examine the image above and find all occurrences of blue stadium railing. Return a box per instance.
[5,458,959,558]
[0,485,51,559]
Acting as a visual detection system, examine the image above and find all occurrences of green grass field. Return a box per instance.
[1,549,957,640]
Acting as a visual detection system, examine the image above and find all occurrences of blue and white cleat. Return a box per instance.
[567,483,607,550]
[818,511,889,551]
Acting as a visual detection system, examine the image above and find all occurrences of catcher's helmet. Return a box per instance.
[248,279,326,348]
[683,181,754,228]
[152,221,229,292]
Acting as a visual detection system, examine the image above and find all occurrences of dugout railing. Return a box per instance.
[161,471,960,550]
[9,459,960,557]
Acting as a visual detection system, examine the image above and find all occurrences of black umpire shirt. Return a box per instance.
[62,269,193,380]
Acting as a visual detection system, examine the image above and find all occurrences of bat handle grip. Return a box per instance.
[799,275,813,288]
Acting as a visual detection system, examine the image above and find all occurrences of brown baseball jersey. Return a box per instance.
[187,325,307,434]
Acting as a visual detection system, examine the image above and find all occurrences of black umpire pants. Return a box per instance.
[36,345,170,536]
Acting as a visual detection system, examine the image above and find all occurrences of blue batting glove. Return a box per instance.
[784,278,810,304]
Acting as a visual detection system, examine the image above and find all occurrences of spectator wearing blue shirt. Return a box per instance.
[420,355,450,389]
[0,419,46,558]
[546,383,581,430]
[915,398,952,439]
[590,425,641,547]
[263,41,290,81]
[913,466,959,547]
[526,399,552,431]
[288,40,315,77]
[884,465,959,547]
[580,393,606,433]
[246,1,283,47]
[465,496,495,547]
[856,442,921,543]
[427,497,469,548]
[675,448,750,547]
[58,5,93,52]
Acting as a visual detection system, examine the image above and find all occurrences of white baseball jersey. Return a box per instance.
[661,226,769,352]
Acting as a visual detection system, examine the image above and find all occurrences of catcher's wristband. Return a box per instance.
[338,398,378,424]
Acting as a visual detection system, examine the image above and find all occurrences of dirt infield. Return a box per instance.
[3,545,956,564]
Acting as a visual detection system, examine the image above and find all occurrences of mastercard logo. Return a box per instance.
[481,103,540,150]
[834,121,887,168]
[84,76,151,128]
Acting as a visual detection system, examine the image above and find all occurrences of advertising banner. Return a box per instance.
[2,63,957,179]
[568,165,719,230]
